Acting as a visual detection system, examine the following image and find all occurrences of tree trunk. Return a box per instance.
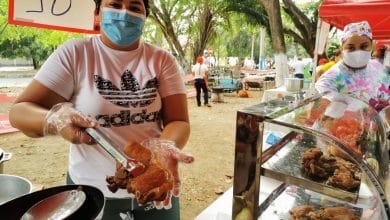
[282,0,318,57]
[149,0,216,72]
[32,58,38,70]
[260,0,288,87]
[149,1,190,72]
[192,5,214,64]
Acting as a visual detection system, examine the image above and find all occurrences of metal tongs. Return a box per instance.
[85,128,145,177]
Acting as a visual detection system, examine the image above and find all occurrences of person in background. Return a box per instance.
[292,57,307,79]
[192,56,211,107]
[373,44,387,65]
[318,58,329,66]
[316,21,390,120]
[9,0,193,219]
[385,47,390,73]
[315,49,342,81]
[206,55,216,68]
[315,58,329,75]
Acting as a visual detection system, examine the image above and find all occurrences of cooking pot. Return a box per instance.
[0,174,32,205]
[0,148,12,173]
[0,185,104,220]
[285,78,304,92]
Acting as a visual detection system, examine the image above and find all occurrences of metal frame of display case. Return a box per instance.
[232,92,390,219]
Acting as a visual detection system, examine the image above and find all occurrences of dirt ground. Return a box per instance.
[0,82,266,219]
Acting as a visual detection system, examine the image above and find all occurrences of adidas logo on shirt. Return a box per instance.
[94,70,161,128]
[94,70,159,108]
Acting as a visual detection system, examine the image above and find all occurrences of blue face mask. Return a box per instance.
[101,7,145,46]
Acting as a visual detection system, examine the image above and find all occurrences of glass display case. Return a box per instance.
[232,91,390,219]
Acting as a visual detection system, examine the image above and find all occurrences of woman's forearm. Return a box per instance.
[160,121,190,149]
[9,102,49,138]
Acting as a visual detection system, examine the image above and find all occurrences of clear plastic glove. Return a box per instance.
[324,100,348,119]
[140,138,194,210]
[43,102,98,144]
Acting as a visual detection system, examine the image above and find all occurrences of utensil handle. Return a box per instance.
[2,153,12,161]
[85,128,145,176]
[85,128,129,165]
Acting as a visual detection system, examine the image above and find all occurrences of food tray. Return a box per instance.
[261,132,361,203]
[258,185,363,219]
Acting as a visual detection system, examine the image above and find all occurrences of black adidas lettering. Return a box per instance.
[96,110,161,128]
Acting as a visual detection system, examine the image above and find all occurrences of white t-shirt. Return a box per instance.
[191,63,208,79]
[292,60,306,74]
[34,36,186,198]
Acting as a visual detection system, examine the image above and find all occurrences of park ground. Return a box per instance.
[0,70,266,219]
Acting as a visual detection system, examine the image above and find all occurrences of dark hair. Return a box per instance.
[94,0,150,16]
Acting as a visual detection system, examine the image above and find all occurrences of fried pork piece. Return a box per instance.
[106,142,153,193]
[290,205,360,220]
[319,206,359,220]
[290,205,316,220]
[301,148,337,179]
[321,156,361,191]
[301,148,361,191]
[127,163,173,205]
[106,162,131,192]
[106,141,174,205]
[326,167,360,191]
[123,142,153,167]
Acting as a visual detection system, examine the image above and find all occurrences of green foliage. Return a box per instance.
[326,42,340,59]
[203,1,268,62]
[281,0,320,56]
[223,0,269,32]
[226,30,251,58]
[302,1,321,22]
[0,36,51,66]
[0,0,320,68]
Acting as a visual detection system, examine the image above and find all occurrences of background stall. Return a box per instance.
[196,1,390,219]
[311,0,390,86]
[318,0,390,41]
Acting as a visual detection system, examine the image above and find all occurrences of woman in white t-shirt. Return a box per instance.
[9,0,193,219]
[191,56,211,107]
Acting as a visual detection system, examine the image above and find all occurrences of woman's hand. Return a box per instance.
[106,139,194,209]
[141,138,194,209]
[44,102,98,144]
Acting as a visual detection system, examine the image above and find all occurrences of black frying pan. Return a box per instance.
[0,185,104,220]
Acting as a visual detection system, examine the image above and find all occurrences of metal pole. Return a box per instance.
[251,33,255,62]
[259,27,266,70]
[259,28,262,69]
[232,111,263,219]
[310,19,322,94]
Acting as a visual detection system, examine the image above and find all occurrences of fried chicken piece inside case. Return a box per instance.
[290,205,360,220]
[327,165,360,191]
[301,148,337,179]
[106,141,173,205]
[301,147,361,191]
[290,205,316,219]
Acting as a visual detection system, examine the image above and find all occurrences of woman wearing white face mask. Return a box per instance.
[8,0,193,219]
[315,21,390,114]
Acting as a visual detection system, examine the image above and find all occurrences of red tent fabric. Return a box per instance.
[377,39,390,47]
[319,0,390,40]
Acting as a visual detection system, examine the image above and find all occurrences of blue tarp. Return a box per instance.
[216,79,242,92]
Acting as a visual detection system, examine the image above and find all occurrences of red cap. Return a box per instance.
[318,58,328,65]
[197,57,204,64]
